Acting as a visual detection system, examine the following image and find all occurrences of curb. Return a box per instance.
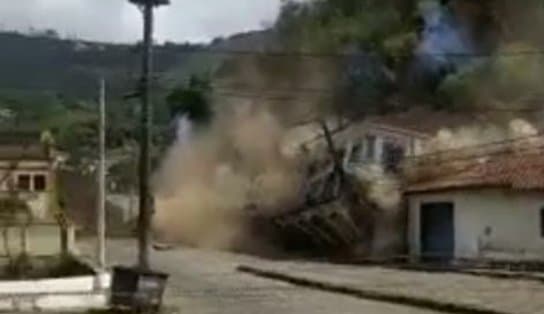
[461,269,544,283]
[237,265,509,314]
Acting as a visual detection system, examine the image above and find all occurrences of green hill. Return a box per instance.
[0,31,205,99]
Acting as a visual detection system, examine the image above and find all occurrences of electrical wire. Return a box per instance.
[405,133,544,160]
[155,76,544,114]
[405,143,544,168]
[158,46,544,60]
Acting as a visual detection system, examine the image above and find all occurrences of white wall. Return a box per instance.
[408,189,544,260]
[344,124,428,168]
[0,163,53,220]
[0,224,65,257]
[0,273,110,312]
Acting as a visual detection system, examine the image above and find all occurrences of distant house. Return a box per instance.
[290,108,481,173]
[342,108,489,172]
[406,152,544,262]
[0,131,60,220]
[271,109,475,256]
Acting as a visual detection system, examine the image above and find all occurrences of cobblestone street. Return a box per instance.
[240,260,544,314]
[81,239,445,314]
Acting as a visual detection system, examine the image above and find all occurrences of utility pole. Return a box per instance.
[129,0,169,270]
[97,78,106,270]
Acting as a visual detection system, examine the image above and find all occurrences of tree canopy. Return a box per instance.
[166,75,213,124]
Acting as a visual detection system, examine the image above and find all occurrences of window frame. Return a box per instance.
[540,208,544,238]
[382,141,406,173]
[17,174,31,191]
[365,135,376,160]
[349,141,363,163]
[33,174,47,192]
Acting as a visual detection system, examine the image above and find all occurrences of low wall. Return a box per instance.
[0,223,75,257]
[0,273,111,312]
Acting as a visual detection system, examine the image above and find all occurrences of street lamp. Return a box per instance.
[110,1,171,312]
[129,0,170,5]
[128,0,169,271]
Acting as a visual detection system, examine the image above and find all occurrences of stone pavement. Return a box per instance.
[78,239,446,314]
[239,260,544,314]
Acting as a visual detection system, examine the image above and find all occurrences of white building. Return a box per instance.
[289,108,476,173]
[0,132,60,221]
[406,152,544,262]
[277,109,477,257]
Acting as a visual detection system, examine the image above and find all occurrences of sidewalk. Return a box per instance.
[238,261,544,314]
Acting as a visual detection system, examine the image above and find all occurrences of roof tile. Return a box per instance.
[406,151,544,193]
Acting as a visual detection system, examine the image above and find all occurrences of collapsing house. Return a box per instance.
[264,122,372,257]
[246,122,370,257]
[247,108,517,259]
[247,109,470,258]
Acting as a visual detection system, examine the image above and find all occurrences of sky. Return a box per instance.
[0,0,282,43]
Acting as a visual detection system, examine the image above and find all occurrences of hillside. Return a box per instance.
[0,31,205,99]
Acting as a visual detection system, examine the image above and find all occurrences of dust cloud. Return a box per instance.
[405,118,540,182]
[352,164,400,213]
[152,107,303,251]
[423,119,538,153]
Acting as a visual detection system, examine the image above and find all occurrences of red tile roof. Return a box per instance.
[0,131,53,161]
[406,151,544,193]
[0,145,52,161]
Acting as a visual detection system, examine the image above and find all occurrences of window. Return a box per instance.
[382,142,405,173]
[33,175,47,191]
[349,142,363,163]
[540,208,544,238]
[365,135,376,160]
[17,174,31,191]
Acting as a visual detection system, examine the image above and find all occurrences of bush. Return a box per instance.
[1,254,93,279]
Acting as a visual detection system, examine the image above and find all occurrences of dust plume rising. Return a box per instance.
[423,118,538,153]
[352,164,401,213]
[152,107,303,251]
[405,118,540,182]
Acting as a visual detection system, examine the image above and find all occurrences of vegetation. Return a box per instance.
[2,254,93,280]
[0,31,202,98]
[0,29,210,177]
[0,197,31,267]
[0,1,541,186]
[166,75,213,125]
[211,0,544,118]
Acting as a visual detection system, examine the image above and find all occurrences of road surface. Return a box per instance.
[82,239,445,314]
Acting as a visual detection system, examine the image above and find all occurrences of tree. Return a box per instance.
[255,0,420,118]
[166,75,213,124]
[0,196,32,276]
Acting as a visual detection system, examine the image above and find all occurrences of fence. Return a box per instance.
[0,222,75,258]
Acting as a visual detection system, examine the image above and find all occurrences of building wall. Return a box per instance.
[0,160,54,220]
[0,224,65,257]
[345,124,427,168]
[20,192,51,220]
[408,189,544,260]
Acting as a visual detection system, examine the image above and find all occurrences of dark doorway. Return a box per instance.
[420,202,454,263]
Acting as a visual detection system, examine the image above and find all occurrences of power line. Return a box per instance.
[157,77,544,112]
[157,75,338,95]
[405,142,544,169]
[211,90,544,113]
[158,82,544,114]
[406,133,544,160]
[353,146,544,186]
[157,46,544,60]
[401,148,544,188]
